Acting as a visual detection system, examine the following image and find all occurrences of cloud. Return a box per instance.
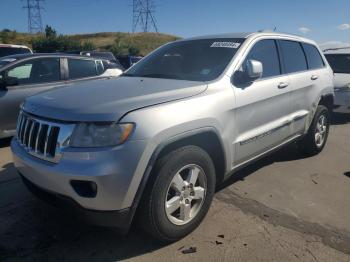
[337,23,350,30]
[298,27,311,34]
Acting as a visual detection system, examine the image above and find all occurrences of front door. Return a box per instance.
[233,39,292,165]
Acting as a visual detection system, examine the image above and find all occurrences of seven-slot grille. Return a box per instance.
[17,113,61,161]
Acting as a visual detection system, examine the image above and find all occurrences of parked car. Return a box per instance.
[0,53,123,139]
[11,32,334,242]
[63,51,125,70]
[117,55,142,69]
[0,44,32,58]
[324,47,350,113]
[81,51,119,63]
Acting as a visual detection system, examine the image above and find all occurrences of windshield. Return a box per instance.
[124,38,244,81]
[325,54,350,74]
[0,47,31,58]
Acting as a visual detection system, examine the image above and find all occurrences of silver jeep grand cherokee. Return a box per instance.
[11,32,334,242]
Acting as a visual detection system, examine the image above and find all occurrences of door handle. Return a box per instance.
[311,75,319,80]
[278,82,289,89]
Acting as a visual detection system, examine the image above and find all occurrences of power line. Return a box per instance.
[23,0,44,33]
[132,0,158,33]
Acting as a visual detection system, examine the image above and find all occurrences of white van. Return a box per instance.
[324,47,350,113]
[0,44,33,58]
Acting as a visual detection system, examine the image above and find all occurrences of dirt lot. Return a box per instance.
[1,113,350,262]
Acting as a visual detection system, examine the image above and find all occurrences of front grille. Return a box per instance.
[16,112,74,163]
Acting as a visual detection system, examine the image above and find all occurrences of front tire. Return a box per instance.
[139,145,216,242]
[298,105,330,156]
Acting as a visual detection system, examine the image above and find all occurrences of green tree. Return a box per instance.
[45,25,57,38]
[128,46,140,55]
[81,41,95,51]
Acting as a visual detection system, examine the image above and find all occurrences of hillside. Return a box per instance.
[69,32,180,55]
[0,30,180,56]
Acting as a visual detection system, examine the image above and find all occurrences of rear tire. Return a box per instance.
[297,105,330,156]
[139,145,216,242]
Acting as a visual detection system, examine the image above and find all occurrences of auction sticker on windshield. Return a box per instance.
[210,42,241,48]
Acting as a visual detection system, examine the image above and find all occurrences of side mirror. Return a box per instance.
[4,76,19,88]
[245,59,263,81]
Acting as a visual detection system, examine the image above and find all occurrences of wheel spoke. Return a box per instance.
[165,164,207,225]
[320,116,325,127]
[171,173,185,192]
[187,167,200,185]
[315,133,321,143]
[192,186,205,200]
[180,203,191,221]
[316,123,322,132]
[166,196,181,215]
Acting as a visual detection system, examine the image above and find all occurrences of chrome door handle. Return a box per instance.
[278,82,289,89]
[311,75,319,80]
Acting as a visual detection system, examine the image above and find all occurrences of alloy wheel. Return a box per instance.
[165,164,207,225]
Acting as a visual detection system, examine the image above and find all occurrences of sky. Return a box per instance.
[1,0,350,46]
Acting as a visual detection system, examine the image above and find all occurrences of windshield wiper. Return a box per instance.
[121,73,137,77]
[139,73,182,80]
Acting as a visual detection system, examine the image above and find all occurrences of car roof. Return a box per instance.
[182,31,315,44]
[0,53,107,61]
[0,44,31,49]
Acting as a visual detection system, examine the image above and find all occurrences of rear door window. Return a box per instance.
[302,43,325,70]
[279,40,307,74]
[244,39,281,78]
[68,59,97,79]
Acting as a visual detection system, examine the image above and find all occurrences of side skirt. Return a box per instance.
[225,134,303,179]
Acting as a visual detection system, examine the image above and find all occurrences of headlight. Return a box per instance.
[70,123,134,147]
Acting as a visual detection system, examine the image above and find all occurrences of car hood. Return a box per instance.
[23,77,207,122]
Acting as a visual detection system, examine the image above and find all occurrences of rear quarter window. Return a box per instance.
[68,59,97,79]
[302,43,325,70]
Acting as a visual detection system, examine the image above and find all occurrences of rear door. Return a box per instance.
[233,39,292,165]
[279,40,328,135]
[0,57,63,135]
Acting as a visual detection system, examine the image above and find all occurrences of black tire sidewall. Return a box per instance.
[149,146,216,241]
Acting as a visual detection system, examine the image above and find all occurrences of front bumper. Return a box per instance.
[334,90,350,113]
[20,174,132,229]
[11,137,148,212]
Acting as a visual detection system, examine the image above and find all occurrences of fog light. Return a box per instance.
[70,180,97,198]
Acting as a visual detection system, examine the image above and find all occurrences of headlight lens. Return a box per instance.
[70,123,134,147]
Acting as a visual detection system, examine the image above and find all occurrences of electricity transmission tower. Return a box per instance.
[132,0,158,33]
[23,0,44,33]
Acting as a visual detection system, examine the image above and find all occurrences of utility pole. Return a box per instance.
[132,0,158,33]
[23,0,44,33]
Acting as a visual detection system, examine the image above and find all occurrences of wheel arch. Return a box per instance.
[155,129,227,184]
[129,127,227,224]
[318,94,334,113]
